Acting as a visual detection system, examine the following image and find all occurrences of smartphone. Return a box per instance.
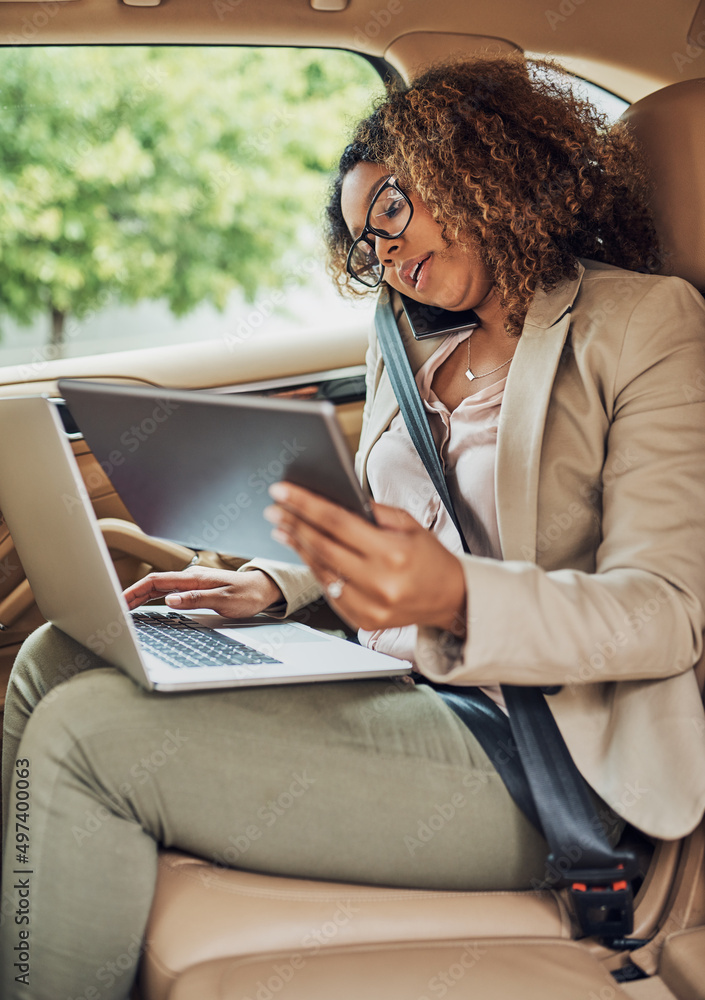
[400,293,480,340]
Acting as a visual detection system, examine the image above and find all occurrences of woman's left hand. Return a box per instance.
[265,482,467,637]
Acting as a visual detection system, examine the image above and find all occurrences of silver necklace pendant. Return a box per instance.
[465,329,513,383]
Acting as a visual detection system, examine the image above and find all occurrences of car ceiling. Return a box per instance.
[0,0,703,101]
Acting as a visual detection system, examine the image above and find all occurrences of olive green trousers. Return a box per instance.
[0,623,557,1000]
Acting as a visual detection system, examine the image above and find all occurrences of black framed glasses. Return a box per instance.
[346,176,413,288]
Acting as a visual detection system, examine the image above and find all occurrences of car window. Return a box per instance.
[0,46,383,370]
[0,49,629,374]
[573,79,629,121]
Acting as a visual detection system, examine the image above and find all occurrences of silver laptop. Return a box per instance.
[0,395,411,691]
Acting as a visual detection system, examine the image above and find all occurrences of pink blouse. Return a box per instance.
[361,327,508,710]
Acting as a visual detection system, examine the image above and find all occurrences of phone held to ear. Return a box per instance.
[400,293,480,341]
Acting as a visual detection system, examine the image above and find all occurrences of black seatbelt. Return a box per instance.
[374,289,637,942]
[374,294,470,554]
[427,682,543,833]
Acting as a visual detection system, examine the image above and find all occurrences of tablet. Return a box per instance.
[58,379,373,564]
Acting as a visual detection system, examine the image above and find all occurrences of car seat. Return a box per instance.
[136,79,705,1000]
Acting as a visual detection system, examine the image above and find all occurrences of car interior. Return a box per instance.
[0,0,704,997]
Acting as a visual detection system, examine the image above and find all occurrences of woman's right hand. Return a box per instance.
[123,567,285,618]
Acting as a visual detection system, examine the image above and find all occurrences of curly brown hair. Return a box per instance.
[325,54,661,334]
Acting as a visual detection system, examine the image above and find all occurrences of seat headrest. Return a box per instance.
[620,79,705,293]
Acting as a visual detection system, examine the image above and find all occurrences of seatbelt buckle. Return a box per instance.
[565,863,635,940]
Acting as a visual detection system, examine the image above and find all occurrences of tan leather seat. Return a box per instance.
[168,939,634,1000]
[139,77,705,1000]
[141,853,573,1000]
[659,927,705,1000]
[620,78,705,288]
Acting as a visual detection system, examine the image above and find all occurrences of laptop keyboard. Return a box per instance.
[131,611,282,670]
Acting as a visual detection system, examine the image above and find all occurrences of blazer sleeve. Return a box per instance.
[235,558,322,619]
[416,277,705,688]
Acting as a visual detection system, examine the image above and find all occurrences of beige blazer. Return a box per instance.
[245,260,705,839]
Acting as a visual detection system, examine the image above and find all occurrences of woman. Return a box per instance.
[2,55,705,999]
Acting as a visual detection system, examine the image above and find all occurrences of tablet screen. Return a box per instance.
[58,379,372,564]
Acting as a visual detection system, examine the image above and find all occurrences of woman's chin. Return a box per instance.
[385,282,447,310]
[418,291,472,312]
[384,277,478,313]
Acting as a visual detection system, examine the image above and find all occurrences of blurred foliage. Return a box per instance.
[0,47,381,347]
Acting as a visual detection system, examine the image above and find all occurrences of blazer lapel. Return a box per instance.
[496,265,585,562]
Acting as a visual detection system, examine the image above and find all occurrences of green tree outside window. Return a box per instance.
[0,47,380,356]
